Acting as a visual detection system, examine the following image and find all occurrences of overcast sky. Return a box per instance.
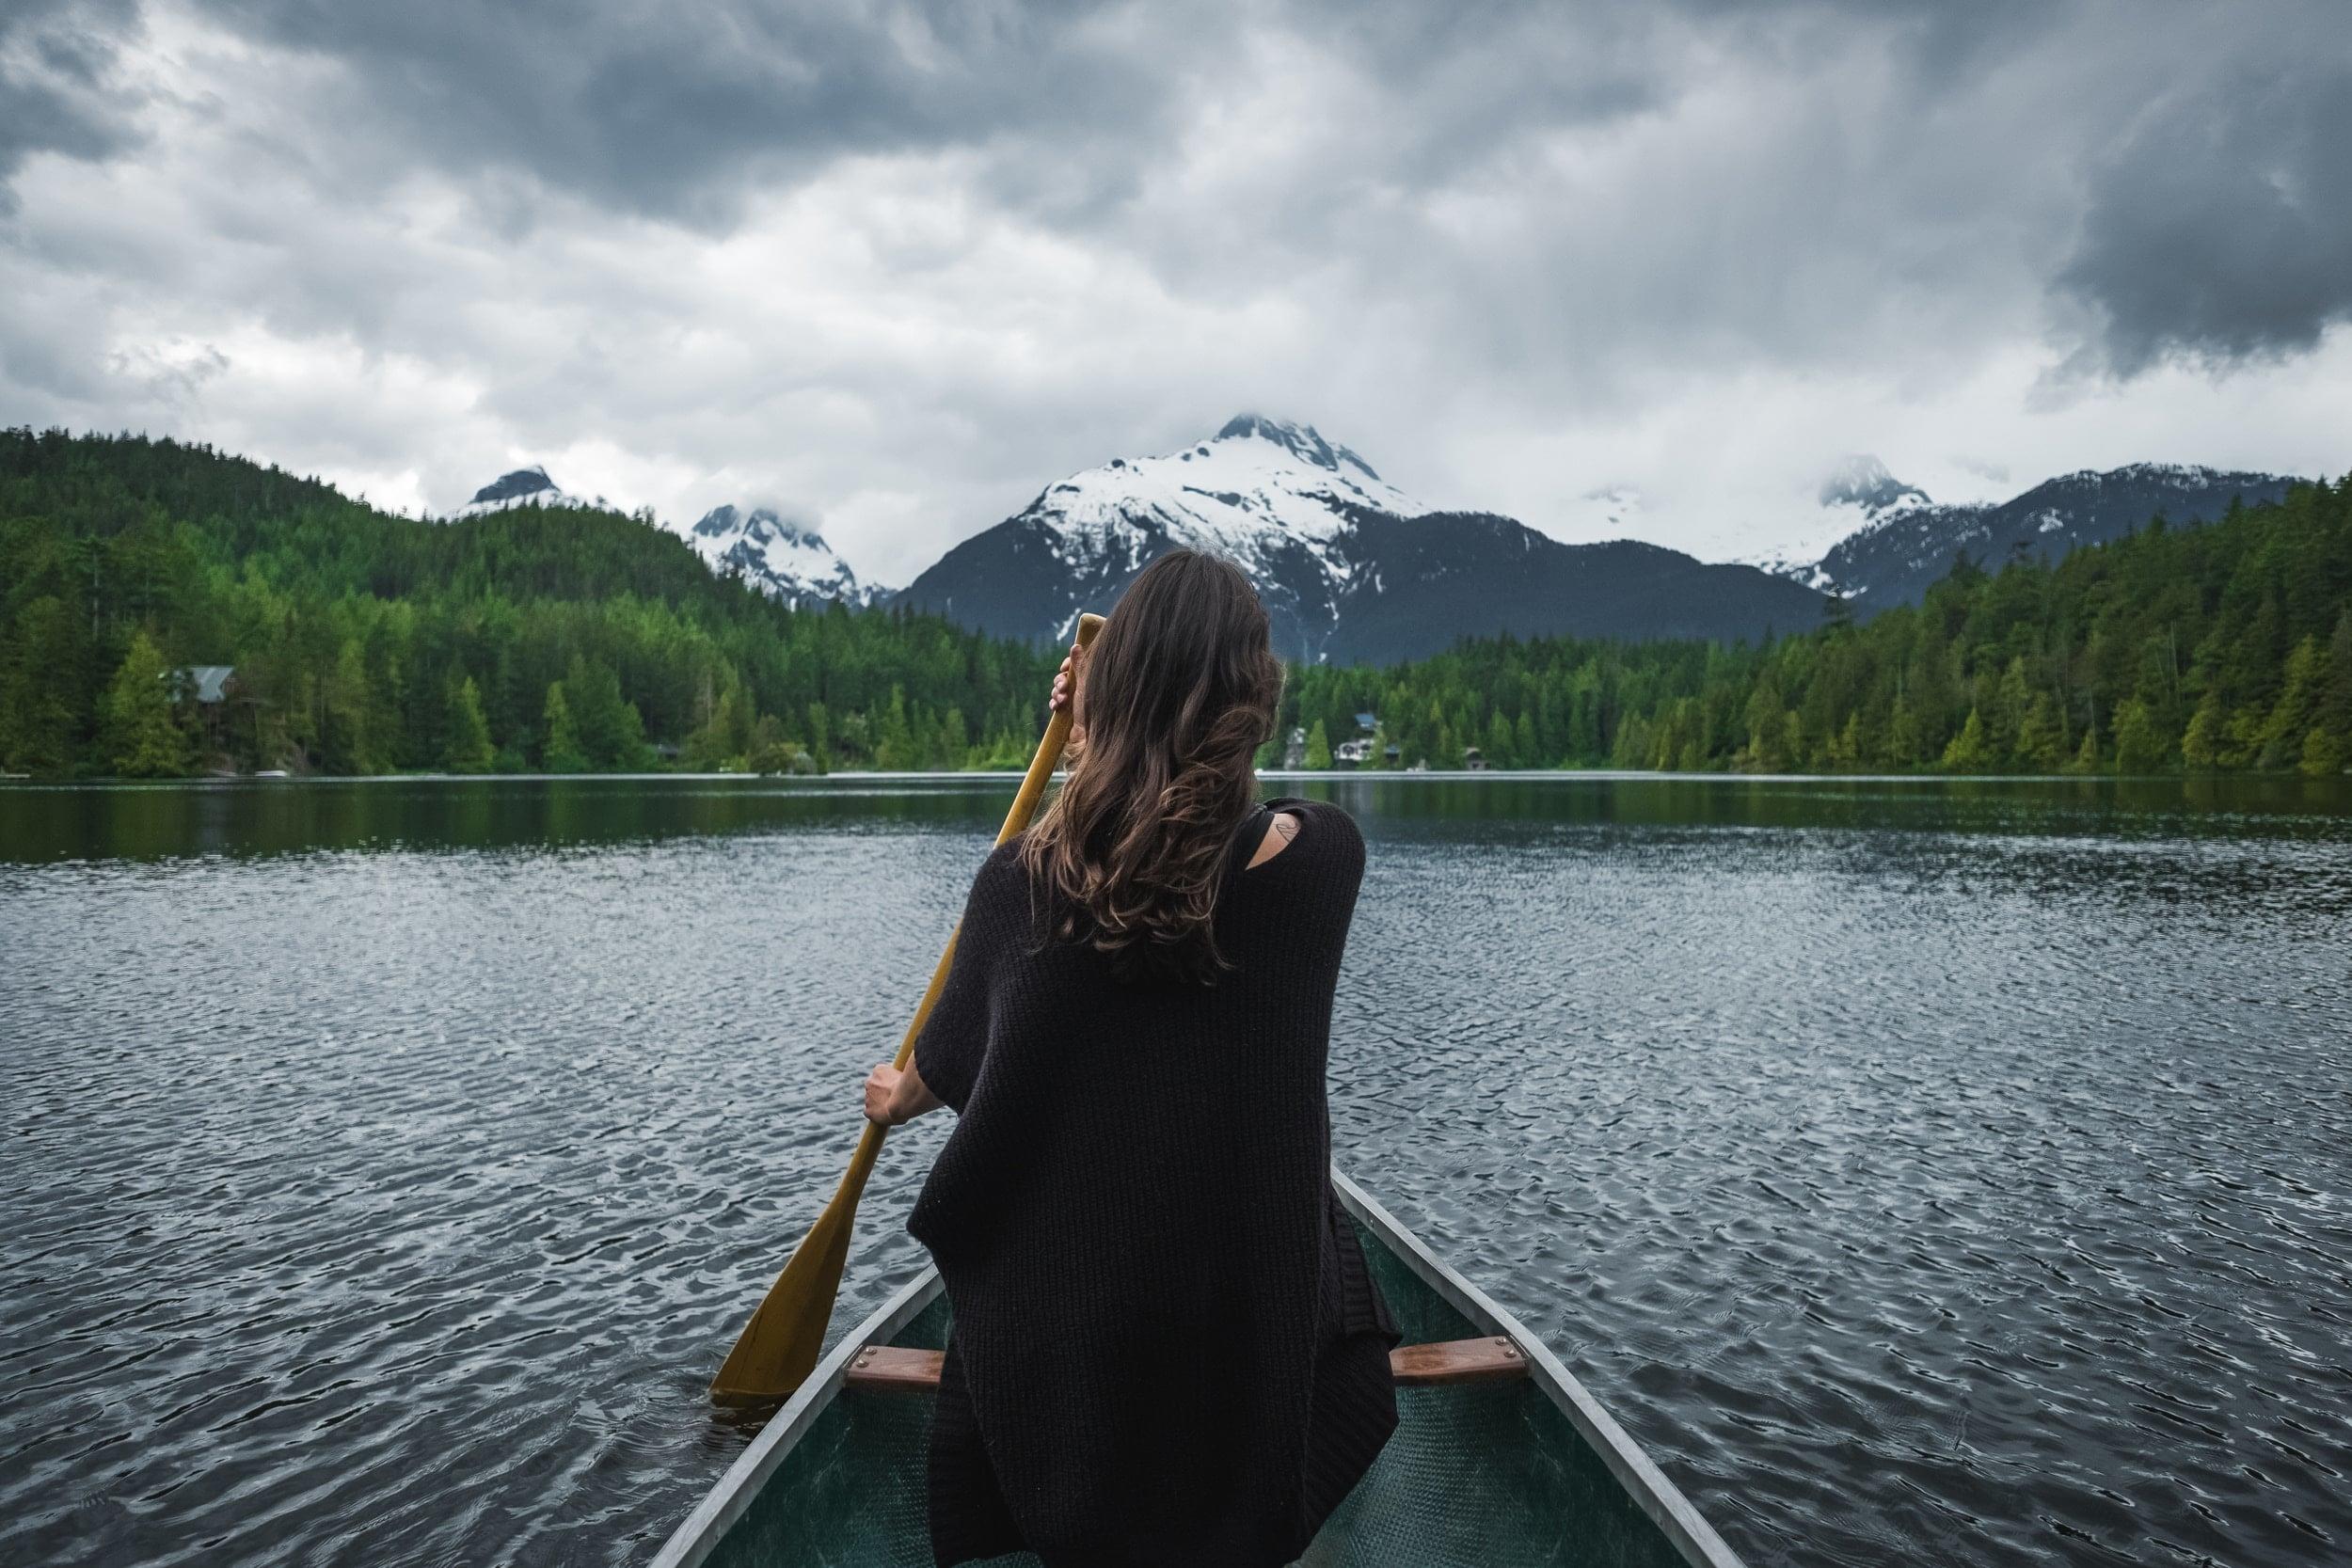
[4,0,2348,582]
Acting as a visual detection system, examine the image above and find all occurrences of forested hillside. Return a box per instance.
[5,430,2344,780]
[1275,477,2352,776]
[0,429,1058,777]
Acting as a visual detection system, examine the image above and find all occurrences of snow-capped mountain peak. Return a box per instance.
[1817,453,1931,516]
[1027,414,1422,560]
[898,414,1825,660]
[1740,456,1942,587]
[451,466,611,518]
[898,415,1439,655]
[687,503,875,609]
[1214,413,1385,483]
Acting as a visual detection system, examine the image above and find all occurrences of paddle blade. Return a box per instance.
[708,1187,857,1405]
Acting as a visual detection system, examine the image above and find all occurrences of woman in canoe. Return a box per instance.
[861,547,1400,1568]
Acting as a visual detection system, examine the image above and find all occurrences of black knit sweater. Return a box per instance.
[907,797,1399,1568]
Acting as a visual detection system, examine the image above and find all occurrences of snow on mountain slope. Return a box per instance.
[443,466,877,610]
[898,414,1823,660]
[687,504,873,609]
[1774,460,2295,611]
[1741,455,1963,589]
[1021,412,1423,590]
[449,467,611,519]
[1548,484,1648,546]
[898,414,1428,654]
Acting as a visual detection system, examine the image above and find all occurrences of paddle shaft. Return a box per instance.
[832,634,1090,1208]
[710,612,1101,1402]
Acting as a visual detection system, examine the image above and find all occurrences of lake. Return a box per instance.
[4,773,2349,1568]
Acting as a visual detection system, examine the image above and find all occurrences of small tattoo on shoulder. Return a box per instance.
[1272,816,1298,842]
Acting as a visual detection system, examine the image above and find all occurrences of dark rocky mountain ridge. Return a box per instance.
[895,417,1826,662]
[1787,462,2297,611]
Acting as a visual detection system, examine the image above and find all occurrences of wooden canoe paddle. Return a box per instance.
[710,610,1104,1405]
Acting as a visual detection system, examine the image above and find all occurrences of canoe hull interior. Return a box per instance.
[684,1196,1728,1568]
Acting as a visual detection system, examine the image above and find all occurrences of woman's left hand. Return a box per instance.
[864,1063,904,1126]
[1050,638,1087,749]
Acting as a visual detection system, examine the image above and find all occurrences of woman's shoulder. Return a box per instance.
[963,837,1035,914]
[1254,797,1366,872]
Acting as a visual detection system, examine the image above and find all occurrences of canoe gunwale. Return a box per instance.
[648,1267,946,1568]
[1331,1170,1748,1568]
[650,1169,1750,1568]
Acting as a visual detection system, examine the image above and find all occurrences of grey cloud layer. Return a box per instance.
[2058,61,2352,373]
[198,0,1184,226]
[0,0,145,210]
[0,0,2344,574]
[27,0,2329,375]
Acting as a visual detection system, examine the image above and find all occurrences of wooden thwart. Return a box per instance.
[844,1336,1528,1395]
[1388,1335,1530,1386]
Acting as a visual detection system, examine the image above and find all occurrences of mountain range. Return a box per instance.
[1772,457,2296,610]
[453,467,876,609]
[451,422,2302,662]
[872,414,1827,661]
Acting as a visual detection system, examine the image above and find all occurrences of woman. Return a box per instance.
[861,549,1399,1568]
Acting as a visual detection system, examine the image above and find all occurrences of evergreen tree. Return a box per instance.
[542,682,587,772]
[805,702,834,773]
[99,630,193,777]
[2255,637,2327,770]
[0,595,82,775]
[683,668,752,770]
[2320,612,2352,740]
[563,656,646,768]
[2016,692,2066,772]
[2301,727,2345,777]
[1940,707,1992,772]
[2111,698,2172,773]
[874,686,915,769]
[322,638,373,774]
[444,675,494,773]
[2180,688,2231,770]
[1304,720,1331,769]
[1486,710,1514,768]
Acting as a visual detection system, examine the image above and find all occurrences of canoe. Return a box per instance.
[653,1171,1746,1568]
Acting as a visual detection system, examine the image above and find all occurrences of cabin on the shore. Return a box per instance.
[164,665,241,752]
[1329,710,1387,768]
[1462,746,1487,771]
[1281,725,1307,769]
[166,665,238,705]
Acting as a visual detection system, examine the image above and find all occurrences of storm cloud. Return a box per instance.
[0,0,146,209]
[2058,61,2352,374]
[1,0,2345,577]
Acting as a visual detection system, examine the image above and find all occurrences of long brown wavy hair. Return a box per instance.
[1020,549,1283,984]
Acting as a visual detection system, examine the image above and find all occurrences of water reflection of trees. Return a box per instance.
[0,778,1025,863]
[2,774,2349,865]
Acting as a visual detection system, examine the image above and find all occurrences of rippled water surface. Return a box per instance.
[5,774,2350,1568]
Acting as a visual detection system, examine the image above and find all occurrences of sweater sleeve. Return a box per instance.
[911,848,1014,1114]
